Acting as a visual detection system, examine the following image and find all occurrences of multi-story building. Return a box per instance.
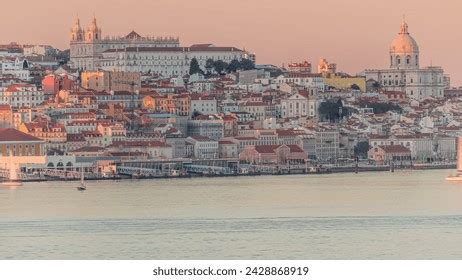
[0,104,13,128]
[318,58,337,74]
[315,128,340,162]
[23,45,56,56]
[190,95,217,116]
[142,93,190,116]
[0,57,30,81]
[19,120,67,152]
[99,44,246,77]
[368,134,456,161]
[0,84,45,108]
[69,17,248,78]
[0,128,44,157]
[287,61,312,73]
[42,74,74,95]
[275,73,325,91]
[69,16,179,70]
[280,89,317,118]
[186,135,219,159]
[188,115,224,141]
[218,140,238,159]
[81,71,141,92]
[96,122,127,146]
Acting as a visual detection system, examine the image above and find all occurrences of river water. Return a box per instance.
[1,169,462,259]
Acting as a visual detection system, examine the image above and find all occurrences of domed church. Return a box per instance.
[365,20,447,100]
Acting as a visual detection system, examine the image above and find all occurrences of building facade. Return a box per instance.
[70,17,248,77]
[69,16,179,71]
[365,20,446,100]
[81,70,141,92]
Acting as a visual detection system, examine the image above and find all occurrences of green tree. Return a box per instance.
[354,141,370,158]
[318,99,349,122]
[213,60,228,74]
[351,84,360,91]
[205,59,215,75]
[191,110,202,118]
[239,58,255,70]
[372,81,381,90]
[227,59,241,73]
[189,58,203,75]
[359,101,402,114]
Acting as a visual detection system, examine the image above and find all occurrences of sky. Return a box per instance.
[1,0,461,86]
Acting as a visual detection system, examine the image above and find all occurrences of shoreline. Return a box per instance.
[2,164,455,183]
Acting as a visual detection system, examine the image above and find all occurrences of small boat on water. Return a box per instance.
[77,168,87,191]
[446,137,462,182]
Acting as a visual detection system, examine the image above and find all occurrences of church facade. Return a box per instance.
[70,17,179,71]
[69,17,249,77]
[365,20,446,101]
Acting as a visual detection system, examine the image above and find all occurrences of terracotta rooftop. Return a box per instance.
[378,145,411,154]
[0,128,43,142]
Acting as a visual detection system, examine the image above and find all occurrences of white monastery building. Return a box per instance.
[70,17,249,77]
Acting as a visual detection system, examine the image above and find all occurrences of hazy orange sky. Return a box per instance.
[1,0,461,85]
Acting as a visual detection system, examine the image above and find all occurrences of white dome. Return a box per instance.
[390,21,419,54]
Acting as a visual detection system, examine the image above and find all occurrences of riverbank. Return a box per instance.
[1,163,455,183]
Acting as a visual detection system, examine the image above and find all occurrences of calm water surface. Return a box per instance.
[1,169,462,259]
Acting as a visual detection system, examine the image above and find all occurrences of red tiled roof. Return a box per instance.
[189,135,213,142]
[254,144,304,154]
[0,104,11,111]
[0,128,43,142]
[218,140,236,145]
[67,134,86,142]
[283,73,322,78]
[103,46,242,53]
[72,146,105,153]
[378,145,411,154]
[110,141,171,148]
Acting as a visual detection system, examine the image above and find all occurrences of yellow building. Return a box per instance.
[0,128,44,157]
[81,70,141,92]
[142,93,190,116]
[323,73,366,92]
[0,104,13,128]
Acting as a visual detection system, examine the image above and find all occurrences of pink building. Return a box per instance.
[239,144,307,165]
[42,74,74,96]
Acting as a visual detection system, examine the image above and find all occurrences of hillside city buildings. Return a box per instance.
[0,17,460,179]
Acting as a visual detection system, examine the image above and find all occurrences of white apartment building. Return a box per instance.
[69,17,248,77]
[315,129,340,162]
[23,45,55,56]
[0,84,45,108]
[190,96,217,115]
[369,134,456,161]
[0,58,30,80]
[275,73,325,91]
[99,45,246,77]
[69,17,179,70]
[280,89,317,118]
[186,136,219,159]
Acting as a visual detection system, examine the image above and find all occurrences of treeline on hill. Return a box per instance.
[318,99,350,122]
[189,58,255,76]
[319,99,403,122]
[357,100,403,114]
